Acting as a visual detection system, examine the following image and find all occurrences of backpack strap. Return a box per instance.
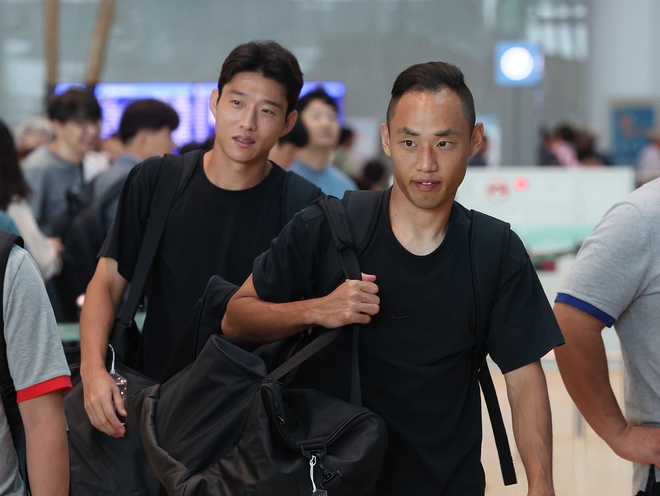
[281,170,322,224]
[119,150,200,325]
[341,190,384,256]
[0,231,28,490]
[267,193,381,405]
[469,209,516,486]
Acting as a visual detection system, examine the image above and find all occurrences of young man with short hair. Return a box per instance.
[224,61,563,495]
[22,88,102,236]
[93,98,180,224]
[289,88,357,197]
[80,41,320,439]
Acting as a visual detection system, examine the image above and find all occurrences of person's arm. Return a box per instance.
[503,360,554,496]
[18,391,69,496]
[79,256,128,438]
[222,273,380,342]
[553,301,660,464]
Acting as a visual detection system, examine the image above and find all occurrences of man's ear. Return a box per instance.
[209,89,220,119]
[470,122,485,156]
[281,110,298,137]
[380,123,392,157]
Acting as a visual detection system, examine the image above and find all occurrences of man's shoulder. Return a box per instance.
[622,178,660,217]
[325,164,357,188]
[3,245,42,304]
[122,154,178,190]
[22,145,71,172]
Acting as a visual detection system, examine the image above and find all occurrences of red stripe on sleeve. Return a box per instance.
[16,376,72,402]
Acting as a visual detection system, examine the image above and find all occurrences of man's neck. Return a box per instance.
[296,147,332,171]
[203,147,272,190]
[388,187,453,256]
[48,141,83,165]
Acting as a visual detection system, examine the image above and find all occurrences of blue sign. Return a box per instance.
[611,104,655,166]
[494,41,544,87]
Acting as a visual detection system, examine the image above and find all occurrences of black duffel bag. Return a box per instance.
[132,330,387,496]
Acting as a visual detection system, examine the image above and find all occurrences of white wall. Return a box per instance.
[586,0,660,151]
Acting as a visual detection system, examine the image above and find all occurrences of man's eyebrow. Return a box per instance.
[263,99,284,109]
[228,90,283,109]
[396,126,420,136]
[434,129,459,137]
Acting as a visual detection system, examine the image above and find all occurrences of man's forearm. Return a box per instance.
[553,303,628,445]
[20,392,69,496]
[80,258,126,372]
[223,274,380,342]
[505,361,555,496]
[223,294,320,342]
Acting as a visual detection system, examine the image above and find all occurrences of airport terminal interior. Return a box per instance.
[2,0,660,494]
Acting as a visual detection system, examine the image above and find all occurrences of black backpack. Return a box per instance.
[0,231,29,492]
[326,190,517,485]
[328,191,517,486]
[58,176,127,311]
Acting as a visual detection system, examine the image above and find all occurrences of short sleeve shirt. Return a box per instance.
[100,153,305,381]
[556,178,660,493]
[252,190,564,495]
[0,246,71,495]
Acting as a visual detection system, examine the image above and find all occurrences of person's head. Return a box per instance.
[555,123,576,143]
[47,88,102,162]
[217,41,303,117]
[268,117,309,168]
[338,127,355,149]
[381,61,483,213]
[209,41,302,168]
[100,134,124,163]
[296,88,341,151]
[0,119,31,209]
[118,99,179,158]
[14,117,54,163]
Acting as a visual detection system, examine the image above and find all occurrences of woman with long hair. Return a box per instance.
[0,118,62,280]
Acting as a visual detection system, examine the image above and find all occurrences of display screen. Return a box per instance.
[55,81,347,148]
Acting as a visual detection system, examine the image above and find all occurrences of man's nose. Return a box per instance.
[239,109,257,130]
[417,146,438,172]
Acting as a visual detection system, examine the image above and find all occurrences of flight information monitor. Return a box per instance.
[55,81,347,148]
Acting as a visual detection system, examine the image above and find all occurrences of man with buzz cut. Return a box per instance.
[224,61,564,495]
[79,40,321,439]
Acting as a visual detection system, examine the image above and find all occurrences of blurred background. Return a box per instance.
[2,0,659,167]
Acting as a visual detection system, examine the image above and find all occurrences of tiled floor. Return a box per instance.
[482,363,632,495]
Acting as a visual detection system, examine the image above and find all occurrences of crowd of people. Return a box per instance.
[0,39,659,496]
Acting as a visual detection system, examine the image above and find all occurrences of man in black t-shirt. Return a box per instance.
[79,41,320,439]
[223,62,564,495]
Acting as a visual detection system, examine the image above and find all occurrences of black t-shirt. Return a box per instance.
[101,152,307,381]
[253,189,564,495]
